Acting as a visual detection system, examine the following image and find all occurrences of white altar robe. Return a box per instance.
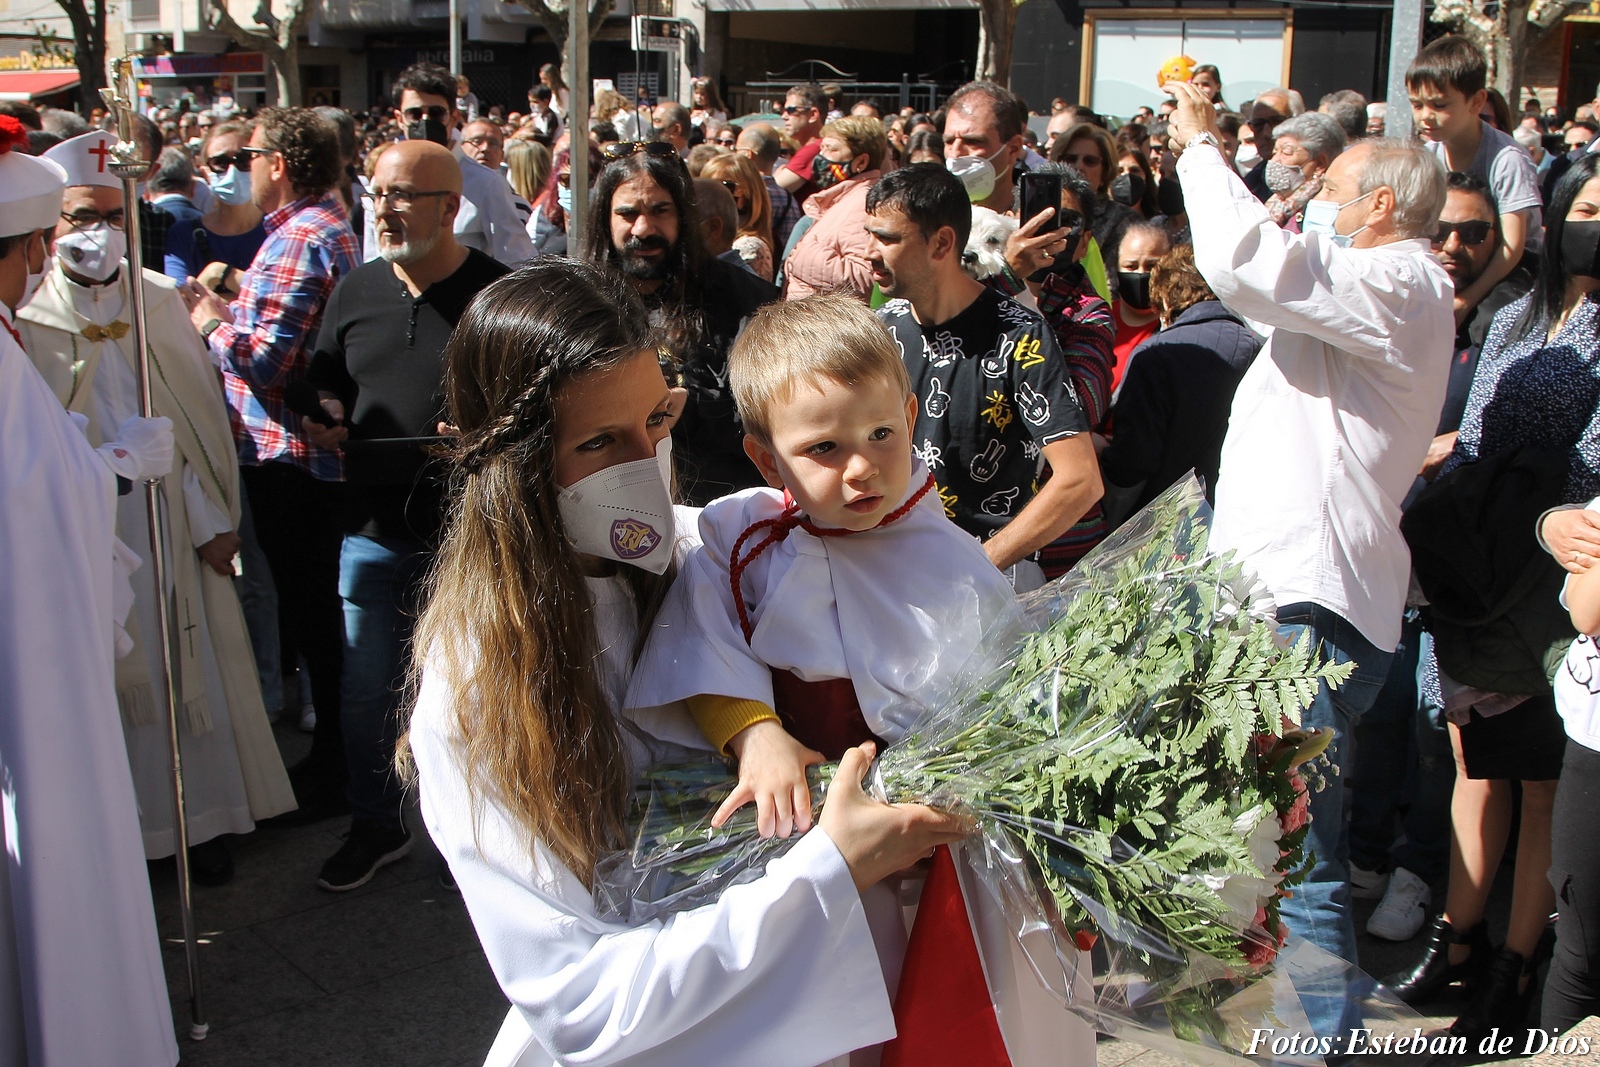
[19,265,293,855]
[0,304,177,1066]
[411,567,900,1067]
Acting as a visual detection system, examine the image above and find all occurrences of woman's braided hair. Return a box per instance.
[403,259,676,882]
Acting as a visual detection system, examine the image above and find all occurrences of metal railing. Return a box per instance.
[726,58,969,119]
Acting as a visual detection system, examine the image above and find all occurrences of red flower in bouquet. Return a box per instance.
[1281,772,1310,834]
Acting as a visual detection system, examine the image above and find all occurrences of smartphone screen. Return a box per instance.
[1018,172,1063,232]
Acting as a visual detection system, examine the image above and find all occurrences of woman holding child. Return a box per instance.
[404,260,977,1067]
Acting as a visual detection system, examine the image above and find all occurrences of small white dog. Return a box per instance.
[963,207,1016,281]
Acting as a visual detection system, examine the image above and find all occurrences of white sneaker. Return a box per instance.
[1350,863,1390,900]
[1366,867,1431,941]
[299,705,317,734]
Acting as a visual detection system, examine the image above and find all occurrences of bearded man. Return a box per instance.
[298,138,509,891]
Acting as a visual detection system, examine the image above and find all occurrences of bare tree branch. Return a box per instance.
[53,0,108,113]
[508,0,615,52]
[205,0,313,104]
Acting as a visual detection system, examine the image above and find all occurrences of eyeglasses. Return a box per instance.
[205,151,251,172]
[238,146,277,164]
[718,179,740,195]
[602,140,681,161]
[1431,220,1493,247]
[1057,153,1103,168]
[60,209,125,231]
[461,135,500,148]
[782,105,815,116]
[401,105,451,124]
[715,137,737,147]
[1248,114,1287,131]
[363,188,453,212]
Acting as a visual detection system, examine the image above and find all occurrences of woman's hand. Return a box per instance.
[1544,507,1600,574]
[1004,208,1068,280]
[714,720,824,839]
[819,742,970,893]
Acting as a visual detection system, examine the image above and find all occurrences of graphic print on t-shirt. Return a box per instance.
[878,289,1088,540]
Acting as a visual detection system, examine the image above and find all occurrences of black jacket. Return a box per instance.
[667,255,780,505]
[1099,300,1261,527]
[1402,445,1576,695]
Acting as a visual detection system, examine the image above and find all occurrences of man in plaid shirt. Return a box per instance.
[182,107,358,820]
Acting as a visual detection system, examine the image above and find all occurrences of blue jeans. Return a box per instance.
[1275,602,1393,1048]
[1348,617,1454,882]
[340,535,431,829]
[235,491,283,713]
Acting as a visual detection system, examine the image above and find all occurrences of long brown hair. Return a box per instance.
[403,259,675,883]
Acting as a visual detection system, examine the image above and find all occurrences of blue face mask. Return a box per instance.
[1301,190,1373,247]
[210,165,252,206]
[557,183,573,215]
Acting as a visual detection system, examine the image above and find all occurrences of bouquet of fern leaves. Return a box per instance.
[595,478,1397,1059]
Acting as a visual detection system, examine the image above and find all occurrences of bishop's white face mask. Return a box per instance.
[556,437,675,574]
[946,145,1008,203]
[1302,190,1373,249]
[56,222,127,283]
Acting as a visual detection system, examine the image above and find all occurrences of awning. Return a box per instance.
[0,70,81,102]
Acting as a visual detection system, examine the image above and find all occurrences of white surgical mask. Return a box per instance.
[55,222,126,283]
[557,182,573,215]
[1301,190,1373,248]
[946,145,1008,203]
[210,164,253,206]
[556,438,675,574]
[20,232,47,307]
[1234,142,1260,173]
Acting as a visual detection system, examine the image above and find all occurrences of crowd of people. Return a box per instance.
[5,30,1600,1066]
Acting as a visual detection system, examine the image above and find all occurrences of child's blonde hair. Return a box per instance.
[729,293,912,443]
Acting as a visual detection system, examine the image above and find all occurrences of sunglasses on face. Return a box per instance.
[401,105,451,124]
[238,146,277,164]
[1058,153,1102,168]
[715,137,737,146]
[206,151,251,172]
[1431,220,1493,247]
[782,105,815,116]
[602,140,681,161]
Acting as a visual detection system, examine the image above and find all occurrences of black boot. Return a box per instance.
[1448,948,1536,1046]
[1384,915,1492,1004]
[187,837,233,887]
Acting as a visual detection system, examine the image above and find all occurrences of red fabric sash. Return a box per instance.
[882,845,1013,1067]
[769,670,883,762]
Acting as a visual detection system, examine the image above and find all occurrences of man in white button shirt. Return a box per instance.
[371,64,534,268]
[1167,80,1454,1047]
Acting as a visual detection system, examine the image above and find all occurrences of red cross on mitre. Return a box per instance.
[88,138,111,172]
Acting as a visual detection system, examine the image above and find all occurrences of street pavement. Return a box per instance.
[150,722,1501,1065]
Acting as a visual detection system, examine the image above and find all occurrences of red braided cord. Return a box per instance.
[728,472,938,643]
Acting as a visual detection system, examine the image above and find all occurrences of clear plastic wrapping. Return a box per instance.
[594,477,1429,1062]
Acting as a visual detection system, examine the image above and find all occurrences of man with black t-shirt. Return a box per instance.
[867,164,1102,587]
[301,140,509,891]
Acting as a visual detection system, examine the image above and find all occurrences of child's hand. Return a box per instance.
[714,720,825,839]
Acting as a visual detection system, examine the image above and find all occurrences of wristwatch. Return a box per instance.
[200,317,223,342]
[1183,131,1221,153]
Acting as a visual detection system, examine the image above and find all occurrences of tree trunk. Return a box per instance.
[206,0,309,105]
[56,0,108,114]
[513,0,615,55]
[975,0,1018,86]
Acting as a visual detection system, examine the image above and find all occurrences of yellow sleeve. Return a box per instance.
[685,694,780,755]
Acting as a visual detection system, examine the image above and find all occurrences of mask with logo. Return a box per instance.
[1110,171,1146,208]
[1118,271,1153,311]
[1562,219,1600,279]
[406,118,451,147]
[56,222,127,284]
[946,145,1008,203]
[1302,190,1373,248]
[210,164,253,206]
[811,152,853,190]
[1265,160,1306,194]
[556,438,676,575]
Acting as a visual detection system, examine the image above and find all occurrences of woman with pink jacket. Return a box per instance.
[782,116,887,300]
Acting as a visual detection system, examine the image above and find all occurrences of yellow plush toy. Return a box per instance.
[1157,54,1197,88]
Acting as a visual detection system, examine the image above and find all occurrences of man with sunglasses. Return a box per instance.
[376,63,533,268]
[1241,88,1294,203]
[296,139,510,892]
[179,106,360,828]
[774,83,828,203]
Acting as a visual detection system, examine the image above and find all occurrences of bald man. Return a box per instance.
[298,138,511,891]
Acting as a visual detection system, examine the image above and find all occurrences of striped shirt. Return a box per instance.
[209,194,358,480]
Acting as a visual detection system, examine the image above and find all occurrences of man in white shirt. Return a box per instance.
[373,63,534,268]
[1167,81,1453,1046]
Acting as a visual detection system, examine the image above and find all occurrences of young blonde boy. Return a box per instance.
[627,293,1014,835]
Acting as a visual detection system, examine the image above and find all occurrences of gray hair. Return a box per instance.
[313,105,357,164]
[1355,138,1448,239]
[39,107,88,139]
[1512,125,1541,150]
[149,145,194,195]
[1273,111,1347,163]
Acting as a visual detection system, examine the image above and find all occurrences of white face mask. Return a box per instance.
[1235,142,1260,171]
[210,164,253,206]
[1301,190,1373,248]
[56,222,127,283]
[20,232,47,307]
[556,437,675,575]
[946,145,1008,203]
